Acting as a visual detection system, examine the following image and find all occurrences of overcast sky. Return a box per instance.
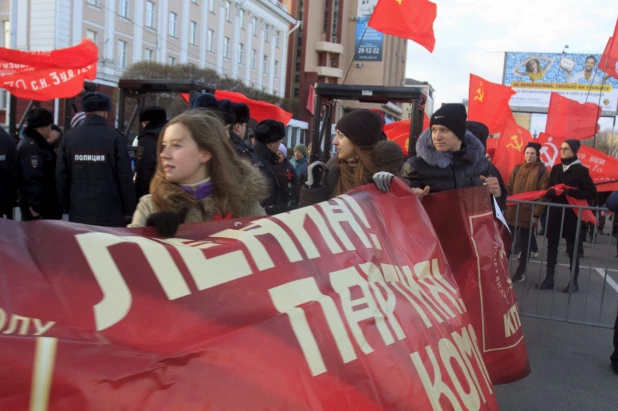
[404,0,618,133]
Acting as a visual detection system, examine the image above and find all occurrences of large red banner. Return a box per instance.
[422,187,531,384]
[0,39,98,100]
[0,182,528,410]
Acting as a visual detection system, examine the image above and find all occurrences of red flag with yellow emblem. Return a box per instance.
[492,115,533,182]
[468,74,516,134]
[384,113,430,155]
[368,0,437,53]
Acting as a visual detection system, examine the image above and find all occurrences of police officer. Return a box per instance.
[17,108,63,220]
[0,126,18,219]
[230,102,253,161]
[56,92,136,227]
[251,119,286,215]
[134,106,167,200]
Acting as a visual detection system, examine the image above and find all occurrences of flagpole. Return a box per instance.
[342,22,370,84]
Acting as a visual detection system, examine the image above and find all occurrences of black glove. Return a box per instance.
[545,188,558,199]
[305,161,328,188]
[146,208,189,237]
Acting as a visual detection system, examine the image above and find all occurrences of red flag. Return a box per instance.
[538,132,618,192]
[467,74,516,134]
[0,40,98,100]
[545,92,600,140]
[306,84,315,115]
[384,113,430,155]
[368,0,437,53]
[600,31,618,80]
[179,91,293,125]
[507,184,596,223]
[486,138,498,158]
[492,115,533,182]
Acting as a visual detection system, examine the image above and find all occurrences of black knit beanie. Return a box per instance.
[466,121,489,148]
[430,103,467,140]
[565,139,581,154]
[335,109,383,148]
[524,142,542,157]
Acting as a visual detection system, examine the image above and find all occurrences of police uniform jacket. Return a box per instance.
[229,130,253,161]
[17,127,62,219]
[0,127,18,214]
[56,114,136,226]
[134,125,162,200]
[251,141,282,215]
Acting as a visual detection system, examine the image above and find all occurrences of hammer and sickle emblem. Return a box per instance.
[474,87,484,102]
[396,0,403,4]
[506,135,524,151]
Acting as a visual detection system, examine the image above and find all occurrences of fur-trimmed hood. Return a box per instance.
[230,158,270,210]
[415,128,486,169]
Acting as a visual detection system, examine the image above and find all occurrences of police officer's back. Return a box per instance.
[0,125,18,218]
[56,92,136,226]
[17,108,62,221]
[230,102,253,161]
[134,106,167,200]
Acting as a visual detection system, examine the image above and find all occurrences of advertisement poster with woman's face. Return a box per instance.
[503,52,618,116]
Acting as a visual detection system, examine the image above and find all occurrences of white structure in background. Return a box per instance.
[0,0,295,97]
[283,118,307,149]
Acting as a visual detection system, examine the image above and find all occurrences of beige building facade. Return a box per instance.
[0,0,295,96]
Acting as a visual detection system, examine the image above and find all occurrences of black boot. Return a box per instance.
[512,266,525,283]
[562,282,579,293]
[538,269,555,290]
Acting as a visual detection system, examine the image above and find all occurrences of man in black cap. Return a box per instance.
[17,108,63,220]
[375,103,501,199]
[134,106,167,199]
[0,126,18,219]
[251,119,286,215]
[56,92,136,227]
[538,138,596,293]
[229,102,253,160]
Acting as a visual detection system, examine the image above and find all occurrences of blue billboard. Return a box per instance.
[354,17,383,62]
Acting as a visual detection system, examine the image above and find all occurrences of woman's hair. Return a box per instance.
[525,59,541,74]
[150,109,255,217]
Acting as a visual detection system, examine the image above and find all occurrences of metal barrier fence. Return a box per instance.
[507,199,617,329]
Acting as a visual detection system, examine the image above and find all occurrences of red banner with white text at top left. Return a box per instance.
[0,39,98,101]
[0,181,502,410]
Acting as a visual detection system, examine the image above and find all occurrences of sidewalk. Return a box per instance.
[495,316,617,410]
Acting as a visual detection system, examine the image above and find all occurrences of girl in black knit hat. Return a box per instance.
[299,109,405,206]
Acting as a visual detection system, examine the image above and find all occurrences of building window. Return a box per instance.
[207,29,215,52]
[145,48,154,61]
[275,30,280,48]
[224,37,230,59]
[2,21,9,48]
[225,1,231,22]
[168,56,176,65]
[86,29,97,43]
[264,25,269,42]
[238,43,244,64]
[146,1,155,28]
[331,0,340,43]
[169,12,177,37]
[87,0,99,6]
[119,0,129,18]
[190,21,197,45]
[239,9,245,29]
[251,17,257,36]
[251,49,256,69]
[274,60,279,78]
[117,40,127,68]
[263,55,268,74]
[209,0,215,13]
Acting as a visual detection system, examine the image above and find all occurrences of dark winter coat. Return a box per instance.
[134,125,162,200]
[545,160,597,242]
[299,141,405,207]
[251,141,283,215]
[230,130,253,161]
[402,128,505,201]
[275,158,300,208]
[0,127,18,215]
[56,114,136,227]
[17,127,62,220]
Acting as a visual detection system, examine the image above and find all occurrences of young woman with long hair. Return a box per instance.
[129,109,268,236]
[299,109,404,206]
